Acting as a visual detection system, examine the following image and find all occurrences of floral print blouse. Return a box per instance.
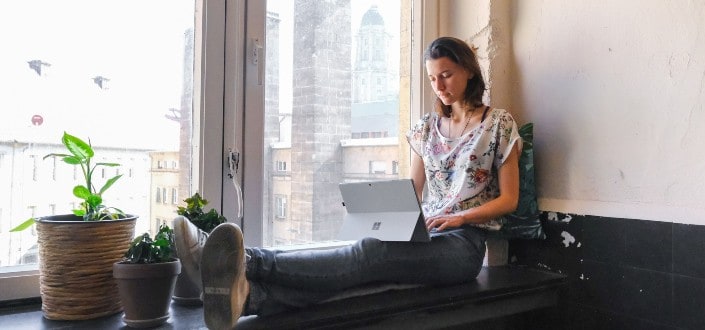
[406,108,521,231]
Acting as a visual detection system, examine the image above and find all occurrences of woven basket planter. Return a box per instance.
[36,214,137,320]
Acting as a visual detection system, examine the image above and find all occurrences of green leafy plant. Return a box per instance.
[176,192,227,233]
[122,224,175,264]
[11,132,124,232]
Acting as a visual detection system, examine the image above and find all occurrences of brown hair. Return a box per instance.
[423,37,486,117]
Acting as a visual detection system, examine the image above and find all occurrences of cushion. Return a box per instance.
[489,122,545,240]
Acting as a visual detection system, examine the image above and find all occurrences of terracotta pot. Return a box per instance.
[113,259,181,328]
[35,214,137,320]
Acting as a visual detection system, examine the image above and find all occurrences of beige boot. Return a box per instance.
[173,215,209,289]
[201,223,249,329]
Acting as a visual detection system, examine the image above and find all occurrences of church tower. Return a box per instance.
[353,5,393,103]
[350,5,398,139]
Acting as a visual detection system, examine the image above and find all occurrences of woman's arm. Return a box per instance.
[425,144,521,231]
[410,152,426,202]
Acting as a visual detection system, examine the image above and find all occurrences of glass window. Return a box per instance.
[274,196,287,219]
[369,160,387,174]
[30,155,39,181]
[1,0,200,301]
[244,0,410,247]
[276,160,287,172]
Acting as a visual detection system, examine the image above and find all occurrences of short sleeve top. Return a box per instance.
[406,108,521,230]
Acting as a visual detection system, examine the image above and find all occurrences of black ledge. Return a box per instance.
[0,266,567,330]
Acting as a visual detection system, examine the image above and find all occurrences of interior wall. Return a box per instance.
[438,0,705,225]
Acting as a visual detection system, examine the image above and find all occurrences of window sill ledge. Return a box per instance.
[0,266,567,329]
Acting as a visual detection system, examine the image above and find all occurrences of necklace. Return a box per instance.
[447,106,477,139]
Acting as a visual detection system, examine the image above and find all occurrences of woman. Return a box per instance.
[175,36,521,329]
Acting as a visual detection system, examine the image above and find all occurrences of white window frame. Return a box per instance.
[0,0,227,302]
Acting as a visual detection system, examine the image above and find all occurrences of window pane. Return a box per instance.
[0,1,196,271]
[262,0,408,246]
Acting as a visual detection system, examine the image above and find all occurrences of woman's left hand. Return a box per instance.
[425,213,465,231]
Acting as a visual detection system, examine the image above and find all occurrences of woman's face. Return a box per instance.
[425,57,471,106]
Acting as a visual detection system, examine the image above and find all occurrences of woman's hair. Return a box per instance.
[423,37,486,117]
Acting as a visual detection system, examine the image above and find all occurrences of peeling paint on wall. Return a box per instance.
[548,212,572,223]
[560,231,576,247]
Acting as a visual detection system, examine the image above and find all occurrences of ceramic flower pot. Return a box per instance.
[113,259,181,328]
[36,214,137,320]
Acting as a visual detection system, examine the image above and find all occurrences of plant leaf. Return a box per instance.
[73,185,91,199]
[9,218,35,232]
[62,156,83,165]
[86,194,102,208]
[62,132,93,161]
[98,175,122,195]
[96,162,120,167]
[42,153,71,160]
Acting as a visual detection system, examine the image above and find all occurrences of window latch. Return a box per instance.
[227,149,240,179]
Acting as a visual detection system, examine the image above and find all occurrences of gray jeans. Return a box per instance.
[243,226,486,316]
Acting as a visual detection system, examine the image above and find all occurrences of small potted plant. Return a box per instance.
[113,224,181,328]
[10,132,137,320]
[172,192,227,305]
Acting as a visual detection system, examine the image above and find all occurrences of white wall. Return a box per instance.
[438,0,705,225]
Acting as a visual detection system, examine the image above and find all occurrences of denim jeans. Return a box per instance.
[243,226,487,316]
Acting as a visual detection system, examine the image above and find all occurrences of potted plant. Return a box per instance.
[113,224,181,328]
[171,192,227,305]
[10,132,137,320]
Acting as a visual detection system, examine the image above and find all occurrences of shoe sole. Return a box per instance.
[173,216,202,289]
[202,223,245,330]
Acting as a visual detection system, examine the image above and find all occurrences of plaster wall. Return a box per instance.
[438,1,705,225]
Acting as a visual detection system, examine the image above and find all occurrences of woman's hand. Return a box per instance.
[425,213,466,231]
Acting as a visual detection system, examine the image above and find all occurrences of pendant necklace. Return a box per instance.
[448,107,477,139]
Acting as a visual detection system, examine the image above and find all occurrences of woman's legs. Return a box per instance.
[243,226,486,315]
[200,223,486,321]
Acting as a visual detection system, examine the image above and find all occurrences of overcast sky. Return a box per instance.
[0,0,193,150]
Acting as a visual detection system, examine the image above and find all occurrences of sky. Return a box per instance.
[0,0,194,150]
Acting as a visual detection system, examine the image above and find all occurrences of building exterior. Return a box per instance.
[149,151,181,235]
